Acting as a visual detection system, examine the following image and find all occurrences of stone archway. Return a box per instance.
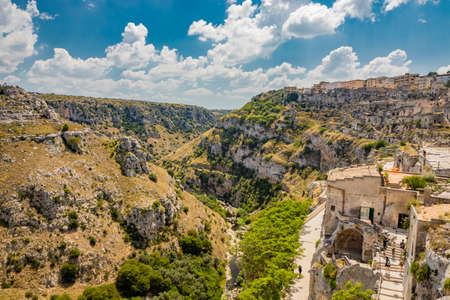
[334,228,363,260]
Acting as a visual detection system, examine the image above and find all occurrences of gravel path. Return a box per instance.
[285,208,324,300]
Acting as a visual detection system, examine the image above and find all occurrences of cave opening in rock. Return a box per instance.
[334,228,363,261]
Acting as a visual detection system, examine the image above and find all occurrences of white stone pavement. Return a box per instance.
[286,208,325,300]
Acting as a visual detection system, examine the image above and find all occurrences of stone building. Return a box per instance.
[319,164,427,273]
[340,80,365,89]
[403,204,450,300]
[394,73,419,88]
[415,76,433,90]
[323,165,416,237]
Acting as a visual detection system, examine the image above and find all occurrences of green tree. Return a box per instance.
[179,233,212,255]
[331,282,373,300]
[78,284,121,300]
[116,260,168,297]
[238,199,311,299]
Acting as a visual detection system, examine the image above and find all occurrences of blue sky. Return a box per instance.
[1,0,449,109]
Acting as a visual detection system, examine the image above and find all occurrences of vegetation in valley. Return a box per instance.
[77,238,225,300]
[237,199,311,299]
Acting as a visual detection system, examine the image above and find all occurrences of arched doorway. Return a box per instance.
[334,228,363,261]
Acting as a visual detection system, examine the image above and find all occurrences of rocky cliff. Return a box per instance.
[0,86,228,296]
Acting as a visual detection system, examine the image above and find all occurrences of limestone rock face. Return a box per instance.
[0,85,59,121]
[125,191,182,245]
[62,130,88,153]
[115,137,150,177]
[309,267,334,300]
[336,264,380,291]
[117,139,149,175]
[394,149,421,173]
[18,184,63,220]
[415,247,450,299]
[309,263,380,300]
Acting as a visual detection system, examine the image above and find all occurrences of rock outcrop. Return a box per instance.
[0,85,59,122]
[115,137,150,177]
[125,191,182,246]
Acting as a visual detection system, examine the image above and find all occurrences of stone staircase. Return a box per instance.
[373,231,407,300]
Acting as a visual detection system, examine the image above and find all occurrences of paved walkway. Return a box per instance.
[374,228,407,300]
[286,208,325,300]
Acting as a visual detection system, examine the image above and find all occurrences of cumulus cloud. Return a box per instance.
[282,3,345,38]
[22,24,413,108]
[105,23,157,70]
[304,47,410,85]
[0,1,419,109]
[437,65,450,74]
[189,0,277,65]
[0,0,38,73]
[383,0,439,12]
[189,0,376,65]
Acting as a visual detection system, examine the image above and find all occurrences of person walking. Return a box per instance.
[298,265,302,275]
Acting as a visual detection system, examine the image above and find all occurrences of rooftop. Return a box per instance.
[417,204,450,221]
[386,170,413,187]
[328,165,380,181]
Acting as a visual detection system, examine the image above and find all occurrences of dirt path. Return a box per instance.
[285,207,325,300]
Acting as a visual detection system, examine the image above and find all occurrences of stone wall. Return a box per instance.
[381,187,418,228]
[324,175,385,237]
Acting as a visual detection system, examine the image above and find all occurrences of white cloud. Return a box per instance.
[418,18,427,23]
[307,46,359,80]
[28,48,110,79]
[282,3,345,38]
[437,65,450,74]
[332,0,375,20]
[105,23,156,70]
[303,47,410,85]
[22,21,413,109]
[185,87,214,96]
[189,0,376,65]
[383,0,439,12]
[0,0,38,73]
[39,12,57,20]
[189,0,277,65]
[0,2,418,109]
[359,49,410,77]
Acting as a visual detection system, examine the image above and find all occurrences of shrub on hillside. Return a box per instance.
[149,173,158,182]
[363,140,387,153]
[60,263,79,284]
[179,233,212,255]
[69,248,81,259]
[62,124,69,132]
[66,136,82,153]
[324,262,337,290]
[50,294,72,300]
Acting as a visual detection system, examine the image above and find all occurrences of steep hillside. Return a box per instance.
[43,94,219,160]
[165,86,449,298]
[168,87,450,209]
[0,86,228,299]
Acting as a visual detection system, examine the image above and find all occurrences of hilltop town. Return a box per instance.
[287,72,450,94]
